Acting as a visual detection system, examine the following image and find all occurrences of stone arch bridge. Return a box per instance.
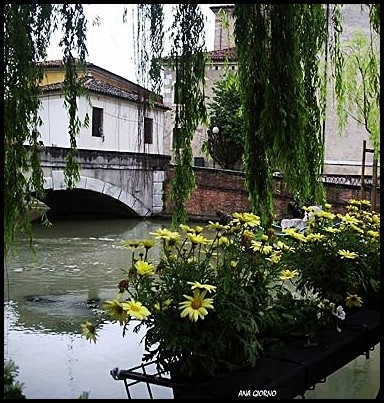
[36,147,171,219]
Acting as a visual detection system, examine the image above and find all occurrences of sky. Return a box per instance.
[46,4,220,84]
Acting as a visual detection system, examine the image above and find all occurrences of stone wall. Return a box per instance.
[161,166,380,222]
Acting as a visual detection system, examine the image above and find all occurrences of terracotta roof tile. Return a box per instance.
[40,77,169,109]
[207,47,237,61]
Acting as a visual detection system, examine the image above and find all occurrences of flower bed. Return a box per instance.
[81,199,380,390]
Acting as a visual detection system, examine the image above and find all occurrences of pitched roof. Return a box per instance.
[207,47,236,62]
[38,60,170,110]
[40,78,169,110]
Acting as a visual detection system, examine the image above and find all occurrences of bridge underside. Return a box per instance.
[35,189,139,220]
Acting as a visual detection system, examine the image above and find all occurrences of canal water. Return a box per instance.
[4,219,380,399]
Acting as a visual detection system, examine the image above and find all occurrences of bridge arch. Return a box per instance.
[42,174,151,218]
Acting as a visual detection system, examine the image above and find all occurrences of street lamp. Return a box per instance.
[212,126,219,168]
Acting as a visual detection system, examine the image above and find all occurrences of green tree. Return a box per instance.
[334,29,380,157]
[202,71,245,170]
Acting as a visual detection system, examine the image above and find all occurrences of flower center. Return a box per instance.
[191,299,202,309]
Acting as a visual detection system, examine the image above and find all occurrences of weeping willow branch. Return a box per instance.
[136,4,164,155]
[234,4,273,227]
[4,4,53,255]
[4,4,88,256]
[336,30,380,158]
[169,4,208,226]
[235,5,327,227]
[330,4,346,137]
[59,4,88,188]
[331,5,380,158]
[366,4,380,34]
[148,5,164,98]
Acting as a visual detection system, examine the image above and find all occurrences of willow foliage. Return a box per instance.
[169,4,208,226]
[234,4,328,226]
[136,4,164,151]
[59,4,88,188]
[4,4,53,255]
[4,4,88,256]
[331,5,380,158]
[336,30,380,157]
[233,5,274,227]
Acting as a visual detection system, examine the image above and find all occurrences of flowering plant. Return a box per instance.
[279,199,380,309]
[81,211,353,378]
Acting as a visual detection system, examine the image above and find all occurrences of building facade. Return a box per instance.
[38,61,169,155]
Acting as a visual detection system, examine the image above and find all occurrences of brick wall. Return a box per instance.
[162,166,380,222]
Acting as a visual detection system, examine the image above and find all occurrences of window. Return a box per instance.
[173,81,180,104]
[92,107,103,137]
[172,126,180,149]
[194,157,205,167]
[144,117,153,144]
[173,79,185,105]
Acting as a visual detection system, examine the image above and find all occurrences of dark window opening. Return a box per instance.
[173,82,180,104]
[172,126,180,149]
[194,157,205,167]
[144,117,153,144]
[92,107,103,137]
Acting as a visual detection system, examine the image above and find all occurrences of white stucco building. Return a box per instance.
[38,60,169,155]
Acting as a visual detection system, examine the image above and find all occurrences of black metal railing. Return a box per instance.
[110,305,380,399]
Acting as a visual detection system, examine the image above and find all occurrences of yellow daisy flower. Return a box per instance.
[179,224,194,233]
[338,249,358,259]
[150,228,181,243]
[179,289,214,321]
[325,226,341,234]
[103,299,129,325]
[232,212,261,228]
[279,269,299,281]
[121,239,142,249]
[266,251,282,264]
[345,294,363,308]
[187,281,217,293]
[218,236,230,246]
[250,240,263,252]
[194,225,204,234]
[122,299,151,320]
[306,233,325,242]
[141,239,155,249]
[188,233,209,245]
[135,260,155,276]
[275,240,291,251]
[80,321,98,343]
[206,221,226,231]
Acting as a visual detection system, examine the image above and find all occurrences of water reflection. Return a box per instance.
[4,218,175,399]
